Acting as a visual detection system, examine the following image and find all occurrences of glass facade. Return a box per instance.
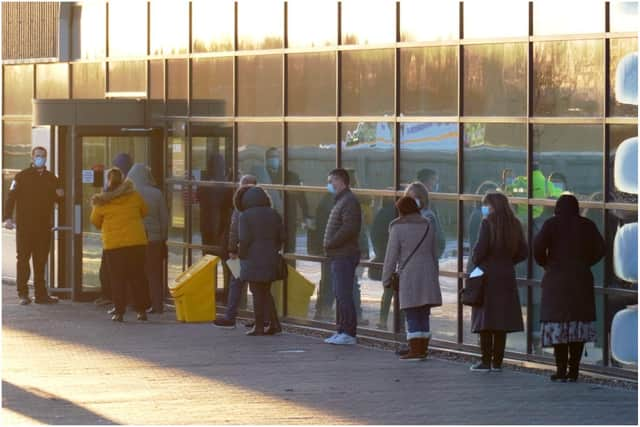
[2,1,638,374]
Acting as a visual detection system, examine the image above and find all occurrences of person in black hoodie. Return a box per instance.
[534,194,605,382]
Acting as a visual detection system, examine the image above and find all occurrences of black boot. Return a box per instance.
[491,332,506,371]
[551,344,568,382]
[567,342,584,382]
[264,294,282,335]
[471,332,492,371]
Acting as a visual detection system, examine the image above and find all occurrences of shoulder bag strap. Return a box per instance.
[398,223,430,272]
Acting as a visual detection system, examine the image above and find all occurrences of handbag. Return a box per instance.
[387,223,430,291]
[460,268,485,306]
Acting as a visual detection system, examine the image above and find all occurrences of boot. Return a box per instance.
[400,339,426,361]
[551,344,568,382]
[567,342,584,382]
[423,336,430,357]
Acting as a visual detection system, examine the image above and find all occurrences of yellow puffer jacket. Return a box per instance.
[90,180,149,250]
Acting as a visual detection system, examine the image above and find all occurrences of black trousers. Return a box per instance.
[553,342,584,378]
[104,245,148,314]
[249,282,280,331]
[16,229,51,299]
[98,252,112,300]
[480,331,507,366]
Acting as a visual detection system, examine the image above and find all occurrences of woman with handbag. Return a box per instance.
[469,192,528,372]
[382,197,442,361]
[238,186,286,336]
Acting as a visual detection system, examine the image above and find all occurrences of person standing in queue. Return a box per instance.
[90,168,149,322]
[3,146,63,305]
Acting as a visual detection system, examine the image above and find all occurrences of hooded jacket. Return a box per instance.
[90,180,148,250]
[534,195,605,322]
[127,164,168,242]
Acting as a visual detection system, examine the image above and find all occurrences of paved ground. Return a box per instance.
[2,285,637,425]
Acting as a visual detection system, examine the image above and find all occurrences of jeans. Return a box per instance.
[403,305,432,339]
[224,276,247,321]
[331,254,360,337]
[16,229,51,299]
[316,261,364,321]
[105,245,148,315]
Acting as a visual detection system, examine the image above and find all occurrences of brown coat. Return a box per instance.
[381,213,442,310]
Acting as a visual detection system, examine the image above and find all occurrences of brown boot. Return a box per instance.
[400,339,426,361]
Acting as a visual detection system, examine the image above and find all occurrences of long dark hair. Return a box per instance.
[482,192,523,255]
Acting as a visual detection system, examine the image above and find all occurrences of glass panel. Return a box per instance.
[35,63,69,99]
[341,122,394,190]
[71,1,106,60]
[533,40,604,117]
[191,122,234,182]
[400,47,458,116]
[534,0,604,35]
[150,0,189,55]
[167,243,186,284]
[167,59,188,116]
[341,49,394,116]
[399,123,458,193]
[463,43,527,116]
[192,57,234,116]
[287,260,339,322]
[237,0,283,50]
[532,124,603,201]
[3,65,33,115]
[2,121,32,170]
[607,296,638,370]
[82,233,103,291]
[608,125,638,204]
[191,182,234,255]
[167,186,188,242]
[610,1,639,32]
[149,60,164,100]
[237,123,283,184]
[429,276,460,342]
[287,123,337,187]
[400,0,458,42]
[607,209,638,289]
[167,121,187,178]
[237,55,283,116]
[287,191,333,256]
[463,123,527,194]
[287,0,336,48]
[108,0,147,58]
[609,38,639,117]
[341,0,395,45]
[287,53,336,116]
[72,62,105,99]
[108,61,146,94]
[192,0,234,52]
[463,0,528,39]
[429,200,458,271]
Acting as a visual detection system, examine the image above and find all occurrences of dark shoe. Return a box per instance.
[213,318,236,329]
[34,295,59,304]
[470,362,491,372]
[550,374,567,382]
[566,372,579,382]
[400,339,426,361]
[107,307,117,315]
[264,325,282,335]
[19,296,32,305]
[137,312,148,321]
[246,326,264,336]
[111,313,124,322]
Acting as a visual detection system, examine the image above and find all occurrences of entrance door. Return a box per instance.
[74,128,163,301]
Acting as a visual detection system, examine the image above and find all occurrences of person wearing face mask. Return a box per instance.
[3,146,63,305]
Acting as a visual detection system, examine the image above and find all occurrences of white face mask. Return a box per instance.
[414,198,421,209]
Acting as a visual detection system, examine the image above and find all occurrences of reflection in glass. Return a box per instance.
[167,59,188,116]
[280,188,311,253]
[3,122,32,170]
[237,0,283,50]
[237,55,283,116]
[534,0,604,35]
[463,0,528,39]
[167,187,187,243]
[400,123,457,193]
[237,122,283,185]
[610,38,639,117]
[610,1,639,33]
[167,243,186,284]
[609,125,638,204]
[71,1,106,59]
[72,63,105,99]
[150,0,188,55]
[607,210,638,289]
[192,0,234,52]
[168,121,187,178]
[36,63,69,99]
[287,0,336,48]
[287,123,337,187]
[463,43,526,116]
[287,53,336,116]
[400,47,458,116]
[400,0,458,42]
[108,61,146,94]
[108,0,147,57]
[463,123,526,195]
[341,50,394,116]
[533,40,604,117]
[341,0,395,45]
[532,125,602,201]
[341,122,394,190]
[3,65,34,115]
[192,182,235,257]
[191,122,234,183]
[192,57,234,116]
[149,60,164,100]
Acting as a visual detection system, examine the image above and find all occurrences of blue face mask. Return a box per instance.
[481,206,490,217]
[266,158,280,171]
[327,183,337,194]
[34,156,46,168]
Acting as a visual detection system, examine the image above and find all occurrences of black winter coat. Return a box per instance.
[533,195,605,323]
[238,187,285,283]
[471,218,528,333]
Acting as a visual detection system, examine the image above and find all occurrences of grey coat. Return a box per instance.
[127,164,168,242]
[323,188,362,258]
[381,214,442,310]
